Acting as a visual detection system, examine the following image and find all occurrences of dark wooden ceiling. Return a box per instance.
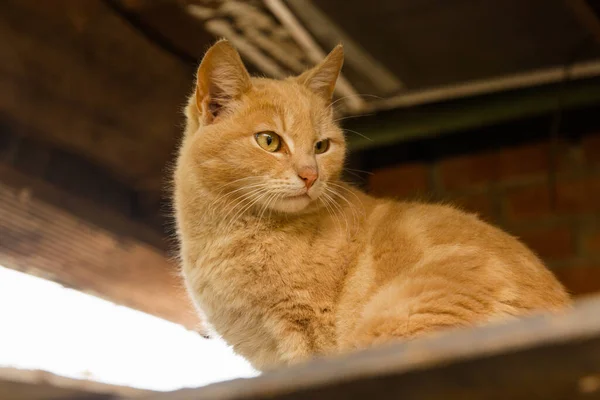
[0,0,198,328]
[3,0,599,193]
[312,0,600,90]
[0,0,193,188]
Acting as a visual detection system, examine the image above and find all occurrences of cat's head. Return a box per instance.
[179,40,346,214]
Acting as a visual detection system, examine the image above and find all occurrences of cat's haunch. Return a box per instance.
[173,40,571,371]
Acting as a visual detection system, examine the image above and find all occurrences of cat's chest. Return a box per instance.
[189,230,295,290]
[186,226,344,305]
[181,221,352,366]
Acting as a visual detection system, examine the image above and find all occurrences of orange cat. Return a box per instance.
[174,40,570,371]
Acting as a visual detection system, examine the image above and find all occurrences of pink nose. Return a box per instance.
[297,166,318,189]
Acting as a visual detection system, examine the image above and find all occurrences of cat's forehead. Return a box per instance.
[249,78,315,113]
[243,80,330,144]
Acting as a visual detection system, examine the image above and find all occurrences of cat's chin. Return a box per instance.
[269,194,313,214]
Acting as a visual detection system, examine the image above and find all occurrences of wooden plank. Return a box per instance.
[263,0,364,113]
[367,59,600,112]
[109,0,214,66]
[0,0,192,189]
[0,164,165,252]
[0,177,200,331]
[345,77,600,151]
[313,0,600,90]
[566,0,600,47]
[286,0,403,96]
[0,123,165,249]
[0,367,150,400]
[145,295,600,400]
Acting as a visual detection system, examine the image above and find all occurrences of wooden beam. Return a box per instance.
[0,0,192,190]
[285,0,403,96]
[567,0,600,47]
[0,170,199,331]
[345,77,600,151]
[0,120,166,250]
[203,19,288,79]
[367,59,600,112]
[0,367,150,400]
[0,163,166,250]
[263,0,365,113]
[144,295,600,400]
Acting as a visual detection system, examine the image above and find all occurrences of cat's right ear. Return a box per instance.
[195,40,251,124]
[296,45,344,102]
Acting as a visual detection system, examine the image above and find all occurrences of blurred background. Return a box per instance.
[1,0,600,398]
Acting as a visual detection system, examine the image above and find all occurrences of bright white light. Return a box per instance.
[0,265,258,391]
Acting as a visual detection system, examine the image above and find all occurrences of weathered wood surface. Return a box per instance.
[0,367,150,400]
[0,119,204,330]
[345,77,600,151]
[315,0,600,90]
[0,175,199,331]
[0,120,167,248]
[146,295,600,400]
[0,0,192,190]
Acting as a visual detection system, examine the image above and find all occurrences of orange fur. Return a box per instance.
[173,40,571,371]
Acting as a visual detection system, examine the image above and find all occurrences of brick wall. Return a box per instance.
[368,132,600,298]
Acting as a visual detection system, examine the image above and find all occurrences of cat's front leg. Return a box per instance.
[262,305,316,366]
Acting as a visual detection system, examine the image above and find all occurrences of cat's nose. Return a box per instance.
[297,166,318,190]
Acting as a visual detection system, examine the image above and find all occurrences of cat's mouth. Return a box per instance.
[285,193,310,200]
[269,190,316,213]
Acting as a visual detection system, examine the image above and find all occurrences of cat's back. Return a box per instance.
[361,199,570,311]
[337,199,570,351]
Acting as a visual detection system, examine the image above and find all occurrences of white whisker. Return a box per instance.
[222,188,269,232]
[319,193,341,233]
[325,187,359,235]
[344,168,374,176]
[210,183,268,210]
[343,129,373,142]
[332,113,375,124]
[321,190,347,236]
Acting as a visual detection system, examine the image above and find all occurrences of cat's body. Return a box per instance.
[174,41,570,371]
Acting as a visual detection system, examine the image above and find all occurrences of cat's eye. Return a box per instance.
[314,139,330,154]
[255,131,281,152]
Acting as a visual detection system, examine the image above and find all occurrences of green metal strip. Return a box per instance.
[345,79,600,151]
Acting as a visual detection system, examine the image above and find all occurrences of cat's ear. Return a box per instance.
[195,40,251,123]
[296,45,344,101]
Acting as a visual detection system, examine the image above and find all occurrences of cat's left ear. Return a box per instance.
[296,45,344,102]
[195,40,252,123]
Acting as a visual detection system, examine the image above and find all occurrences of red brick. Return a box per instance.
[553,266,600,297]
[498,144,550,178]
[584,229,600,255]
[369,163,429,198]
[450,192,495,222]
[439,143,549,191]
[505,183,552,221]
[506,175,600,219]
[583,133,600,165]
[556,143,585,173]
[517,226,574,260]
[555,175,600,214]
[439,151,496,191]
